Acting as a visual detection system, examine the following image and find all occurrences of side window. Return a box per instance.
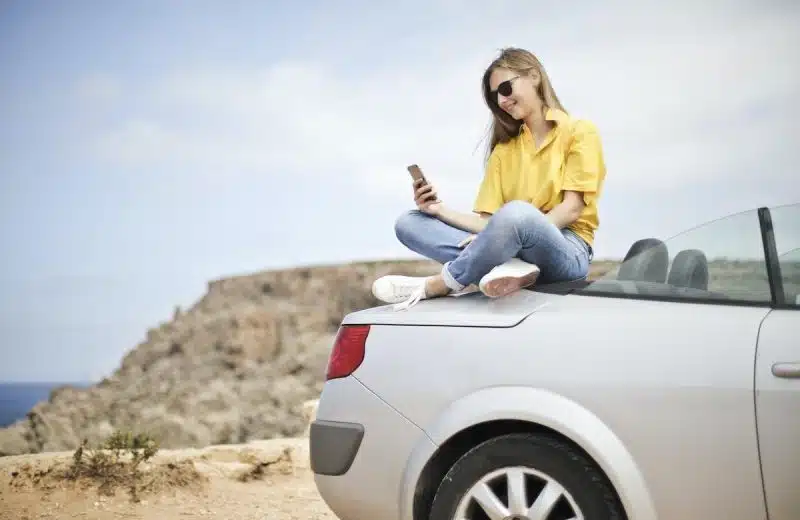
[579,207,772,305]
[769,203,800,308]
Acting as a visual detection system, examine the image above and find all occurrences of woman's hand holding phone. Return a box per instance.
[406,164,488,235]
[407,164,442,216]
[413,178,441,216]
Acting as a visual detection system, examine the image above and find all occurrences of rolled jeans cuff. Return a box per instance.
[441,262,466,292]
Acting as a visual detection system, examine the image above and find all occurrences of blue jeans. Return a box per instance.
[394,200,593,290]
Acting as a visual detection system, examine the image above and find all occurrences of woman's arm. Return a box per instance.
[434,205,490,234]
[546,191,586,229]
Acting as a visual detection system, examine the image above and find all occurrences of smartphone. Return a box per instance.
[407,164,427,185]
[407,164,438,202]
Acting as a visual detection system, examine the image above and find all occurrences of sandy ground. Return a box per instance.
[0,436,338,520]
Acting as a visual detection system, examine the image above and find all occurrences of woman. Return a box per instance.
[373,47,606,310]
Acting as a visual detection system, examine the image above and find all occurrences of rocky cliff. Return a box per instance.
[0,258,618,457]
[0,260,447,456]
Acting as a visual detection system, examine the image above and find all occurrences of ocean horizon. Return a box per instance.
[0,381,93,428]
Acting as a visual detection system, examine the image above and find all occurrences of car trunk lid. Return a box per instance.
[341,289,559,328]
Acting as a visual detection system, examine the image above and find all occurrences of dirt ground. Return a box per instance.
[0,437,338,520]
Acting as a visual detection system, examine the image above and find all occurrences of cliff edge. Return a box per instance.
[0,259,446,456]
[0,258,619,457]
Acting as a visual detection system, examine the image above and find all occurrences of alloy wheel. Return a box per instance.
[452,465,584,520]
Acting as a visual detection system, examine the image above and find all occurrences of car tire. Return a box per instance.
[429,433,625,520]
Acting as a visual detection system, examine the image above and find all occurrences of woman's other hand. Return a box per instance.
[458,234,476,248]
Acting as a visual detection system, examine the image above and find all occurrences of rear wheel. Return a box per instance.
[429,433,625,520]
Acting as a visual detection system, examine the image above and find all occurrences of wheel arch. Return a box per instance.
[404,386,657,520]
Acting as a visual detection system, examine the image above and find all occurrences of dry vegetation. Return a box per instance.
[6,430,206,504]
[1,428,334,519]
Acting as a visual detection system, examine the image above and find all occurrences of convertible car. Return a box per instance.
[310,203,799,520]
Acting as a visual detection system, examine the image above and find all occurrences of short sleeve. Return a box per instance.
[562,120,605,194]
[472,148,504,215]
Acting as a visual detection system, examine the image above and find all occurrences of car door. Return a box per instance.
[754,203,800,520]
[573,205,780,519]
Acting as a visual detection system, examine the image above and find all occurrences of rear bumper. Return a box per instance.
[309,419,364,476]
[312,376,428,520]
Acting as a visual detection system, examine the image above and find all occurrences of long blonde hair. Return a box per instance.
[481,47,566,160]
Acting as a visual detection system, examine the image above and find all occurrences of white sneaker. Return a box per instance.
[478,259,541,298]
[372,275,430,310]
[371,276,480,311]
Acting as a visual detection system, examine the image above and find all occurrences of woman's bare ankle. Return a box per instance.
[425,275,450,297]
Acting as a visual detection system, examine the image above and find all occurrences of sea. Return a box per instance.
[0,382,92,428]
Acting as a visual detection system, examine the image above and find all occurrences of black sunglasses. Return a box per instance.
[490,75,521,101]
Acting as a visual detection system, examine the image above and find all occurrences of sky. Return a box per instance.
[1,0,798,382]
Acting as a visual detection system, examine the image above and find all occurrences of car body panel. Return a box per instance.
[407,384,659,520]
[754,309,800,520]
[313,376,429,520]
[395,423,443,520]
[342,289,556,328]
[353,293,770,520]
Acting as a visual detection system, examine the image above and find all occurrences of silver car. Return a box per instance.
[310,203,799,520]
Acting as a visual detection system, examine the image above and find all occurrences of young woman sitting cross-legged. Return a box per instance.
[372,47,607,310]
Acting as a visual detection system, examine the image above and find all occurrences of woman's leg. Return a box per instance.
[373,202,589,307]
[371,210,476,307]
[394,209,473,264]
[444,200,590,290]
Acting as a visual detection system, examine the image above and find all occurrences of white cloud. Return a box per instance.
[85,0,800,204]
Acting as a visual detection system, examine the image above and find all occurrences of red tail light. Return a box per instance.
[326,325,370,381]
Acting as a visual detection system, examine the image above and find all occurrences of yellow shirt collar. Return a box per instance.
[545,107,569,124]
[518,107,569,137]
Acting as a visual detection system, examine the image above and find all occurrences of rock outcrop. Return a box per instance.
[0,259,445,456]
[0,258,621,457]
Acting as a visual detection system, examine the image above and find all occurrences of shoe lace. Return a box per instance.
[391,284,427,311]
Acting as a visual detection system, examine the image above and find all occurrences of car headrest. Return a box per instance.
[667,249,709,291]
[617,238,669,283]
